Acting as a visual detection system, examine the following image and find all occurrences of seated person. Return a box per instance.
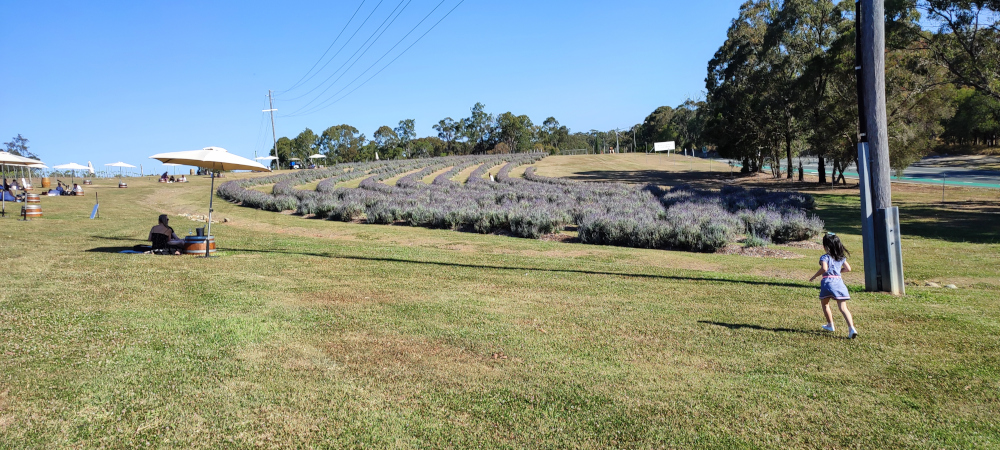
[148,214,184,254]
[71,183,83,195]
[159,171,169,182]
[169,175,176,182]
[178,175,187,182]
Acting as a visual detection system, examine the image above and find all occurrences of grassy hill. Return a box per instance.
[1,154,997,448]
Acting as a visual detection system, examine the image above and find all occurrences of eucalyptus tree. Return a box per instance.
[319,125,365,162]
[922,0,1000,101]
[433,117,461,155]
[373,126,398,153]
[394,119,416,157]
[705,0,781,173]
[292,128,318,163]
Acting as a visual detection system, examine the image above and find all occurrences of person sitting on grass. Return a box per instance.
[148,214,184,255]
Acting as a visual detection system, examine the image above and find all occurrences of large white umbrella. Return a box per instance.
[149,147,271,256]
[106,162,137,180]
[52,162,90,184]
[255,156,278,170]
[1,152,42,218]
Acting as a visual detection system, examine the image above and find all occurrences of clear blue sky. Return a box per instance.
[1,0,745,172]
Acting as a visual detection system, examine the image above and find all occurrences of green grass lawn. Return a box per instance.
[1,158,998,449]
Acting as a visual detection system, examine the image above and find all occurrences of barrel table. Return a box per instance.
[183,236,216,255]
[22,204,42,219]
[83,180,92,185]
[41,177,51,188]
[26,193,40,204]
[118,182,128,188]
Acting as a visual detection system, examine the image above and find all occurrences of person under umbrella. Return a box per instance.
[149,147,270,257]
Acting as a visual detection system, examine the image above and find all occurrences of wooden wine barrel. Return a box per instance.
[22,204,42,219]
[83,180,92,185]
[183,236,216,255]
[41,177,51,188]
[118,182,128,188]
[26,193,40,204]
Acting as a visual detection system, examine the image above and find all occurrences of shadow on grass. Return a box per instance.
[86,246,139,253]
[221,247,813,289]
[811,195,1000,244]
[698,320,821,335]
[561,170,727,188]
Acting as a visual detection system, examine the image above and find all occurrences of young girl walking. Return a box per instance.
[810,233,858,339]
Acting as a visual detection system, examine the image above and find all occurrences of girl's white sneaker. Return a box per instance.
[822,324,835,332]
[848,328,858,339]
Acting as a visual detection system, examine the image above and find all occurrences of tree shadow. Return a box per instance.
[222,247,813,289]
[698,320,822,335]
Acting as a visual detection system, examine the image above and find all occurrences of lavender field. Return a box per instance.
[218,154,824,252]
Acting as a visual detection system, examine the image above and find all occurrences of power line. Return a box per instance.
[278,0,399,102]
[283,0,369,93]
[280,0,411,106]
[286,0,465,117]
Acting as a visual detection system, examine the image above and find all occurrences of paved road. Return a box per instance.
[712,157,1000,189]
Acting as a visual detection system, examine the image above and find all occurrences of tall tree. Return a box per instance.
[433,117,460,155]
[319,125,366,163]
[372,125,399,157]
[394,119,416,157]
[3,134,34,158]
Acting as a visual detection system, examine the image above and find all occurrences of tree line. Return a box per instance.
[270,100,709,165]
[702,0,1000,181]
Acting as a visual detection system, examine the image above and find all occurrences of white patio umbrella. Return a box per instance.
[0,152,42,218]
[149,147,271,257]
[255,156,278,170]
[106,162,137,180]
[163,163,183,176]
[52,162,90,184]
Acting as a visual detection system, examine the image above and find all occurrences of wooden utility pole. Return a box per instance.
[857,0,904,294]
[266,90,279,168]
[860,0,892,210]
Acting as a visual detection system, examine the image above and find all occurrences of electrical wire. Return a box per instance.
[280,0,412,114]
[279,0,409,105]
[285,0,465,117]
[277,0,390,101]
[282,0,368,93]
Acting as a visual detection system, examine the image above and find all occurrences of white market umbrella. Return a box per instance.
[106,161,137,179]
[149,147,271,257]
[1,152,43,218]
[52,162,90,185]
[163,163,183,176]
[255,156,278,169]
[308,153,325,159]
[87,161,95,175]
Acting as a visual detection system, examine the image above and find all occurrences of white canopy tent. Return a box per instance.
[1,152,44,218]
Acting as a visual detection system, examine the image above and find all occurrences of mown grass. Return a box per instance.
[1,157,998,448]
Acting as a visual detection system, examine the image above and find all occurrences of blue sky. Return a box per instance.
[1,0,745,171]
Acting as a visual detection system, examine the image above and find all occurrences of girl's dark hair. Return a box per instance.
[823,233,850,261]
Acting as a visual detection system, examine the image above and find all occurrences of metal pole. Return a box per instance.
[205,172,215,258]
[942,174,946,203]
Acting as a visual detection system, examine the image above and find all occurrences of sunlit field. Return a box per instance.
[1,154,997,448]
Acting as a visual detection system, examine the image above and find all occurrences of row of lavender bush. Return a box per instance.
[219,154,824,251]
